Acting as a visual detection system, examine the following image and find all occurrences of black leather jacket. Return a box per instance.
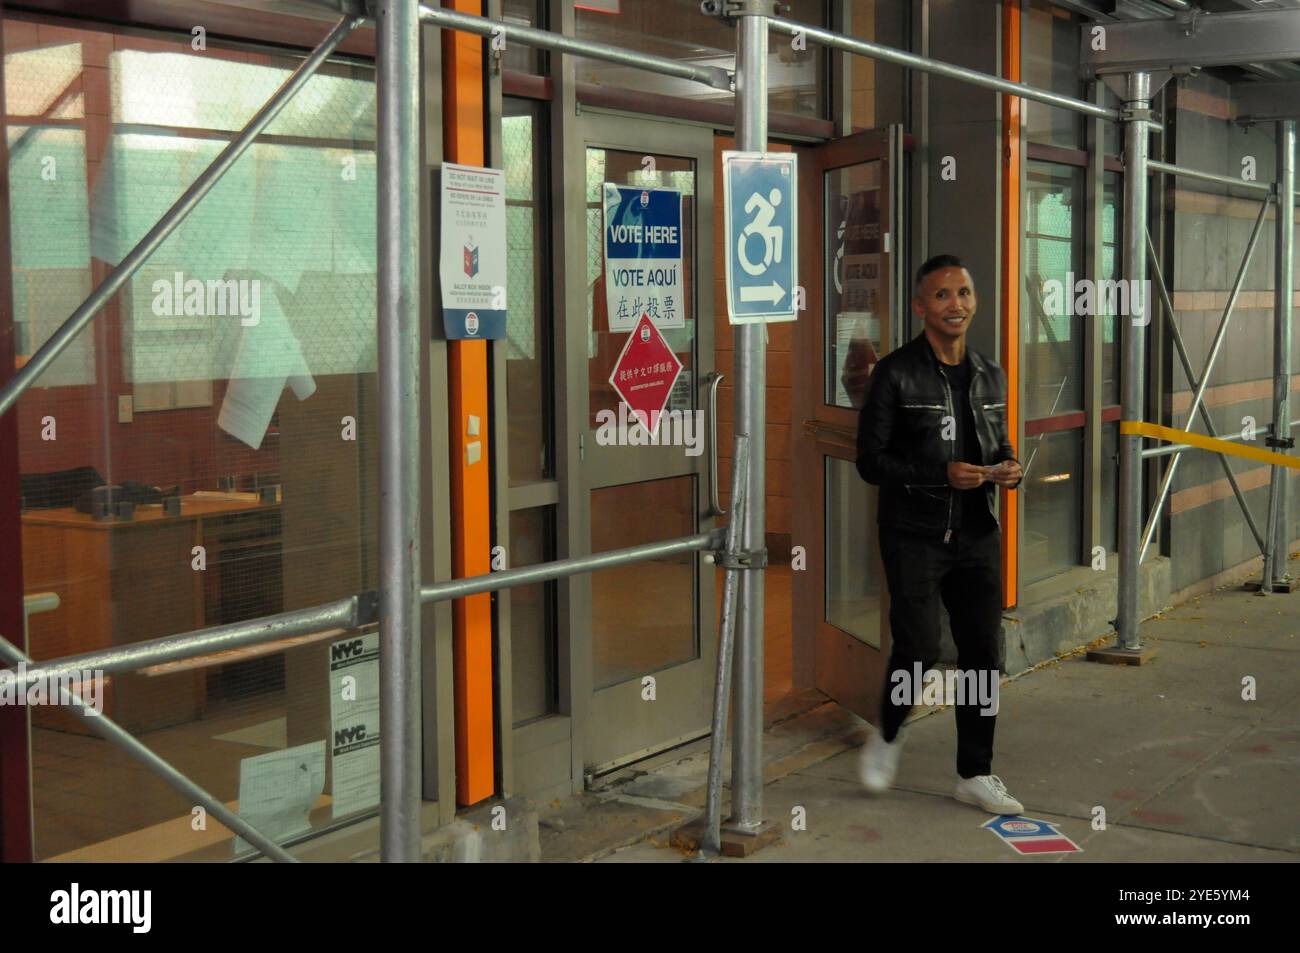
[856,332,1021,539]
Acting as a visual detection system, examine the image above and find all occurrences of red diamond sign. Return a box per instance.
[609,312,683,438]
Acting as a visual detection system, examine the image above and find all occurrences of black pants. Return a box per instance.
[877,522,1003,778]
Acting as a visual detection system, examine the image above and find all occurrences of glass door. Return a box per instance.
[577,112,716,773]
[792,127,900,721]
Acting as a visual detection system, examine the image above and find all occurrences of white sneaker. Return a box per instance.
[858,729,904,794]
[953,774,1024,814]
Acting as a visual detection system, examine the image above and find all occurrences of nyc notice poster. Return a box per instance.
[328,631,380,818]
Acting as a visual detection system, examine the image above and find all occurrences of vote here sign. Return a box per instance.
[603,184,685,333]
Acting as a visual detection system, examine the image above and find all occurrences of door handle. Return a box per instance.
[705,370,725,517]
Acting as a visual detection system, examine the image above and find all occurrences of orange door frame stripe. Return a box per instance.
[1000,0,1021,609]
[442,0,494,806]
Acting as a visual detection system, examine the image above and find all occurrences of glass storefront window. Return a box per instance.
[1102,82,1122,157]
[7,19,380,861]
[503,0,544,74]
[825,160,884,410]
[825,457,881,649]
[504,97,552,484]
[509,506,557,724]
[1025,161,1084,419]
[1021,428,1084,584]
[1101,421,1119,557]
[847,0,910,131]
[1102,171,1120,408]
[574,0,828,120]
[1023,0,1083,150]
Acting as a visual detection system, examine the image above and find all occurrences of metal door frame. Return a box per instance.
[568,108,719,776]
[792,126,900,720]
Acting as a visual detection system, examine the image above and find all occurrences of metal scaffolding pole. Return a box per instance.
[1145,231,1267,554]
[418,3,731,89]
[1262,120,1296,592]
[420,532,721,603]
[728,2,769,836]
[1117,71,1151,650]
[1148,159,1273,197]
[0,14,362,419]
[376,0,423,864]
[0,634,298,863]
[700,435,750,858]
[768,16,1122,124]
[0,597,359,693]
[1140,426,1272,459]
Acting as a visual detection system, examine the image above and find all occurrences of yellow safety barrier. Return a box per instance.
[1120,420,1300,470]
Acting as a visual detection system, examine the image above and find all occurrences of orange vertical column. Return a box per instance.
[442,0,494,805]
[1000,1,1021,610]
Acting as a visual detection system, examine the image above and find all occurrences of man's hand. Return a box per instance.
[947,462,987,489]
[987,460,1023,487]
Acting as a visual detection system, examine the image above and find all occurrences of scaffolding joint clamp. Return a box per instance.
[717,548,768,570]
[355,589,381,627]
[1120,104,1155,124]
[700,0,780,21]
[1265,434,1295,450]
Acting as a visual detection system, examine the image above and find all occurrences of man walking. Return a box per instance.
[855,254,1025,815]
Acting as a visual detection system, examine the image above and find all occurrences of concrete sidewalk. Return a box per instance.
[538,569,1300,863]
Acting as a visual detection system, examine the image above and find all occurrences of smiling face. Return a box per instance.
[912,265,977,343]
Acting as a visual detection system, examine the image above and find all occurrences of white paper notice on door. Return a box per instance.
[328,631,381,818]
[234,740,325,856]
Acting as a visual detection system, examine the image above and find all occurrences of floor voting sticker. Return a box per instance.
[982,816,1083,856]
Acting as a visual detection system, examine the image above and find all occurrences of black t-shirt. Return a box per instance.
[941,356,996,533]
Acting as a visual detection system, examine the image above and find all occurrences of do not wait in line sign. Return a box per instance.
[723,151,798,325]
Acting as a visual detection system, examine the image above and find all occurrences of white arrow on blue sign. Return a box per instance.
[723,151,798,325]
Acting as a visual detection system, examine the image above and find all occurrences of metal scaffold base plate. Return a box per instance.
[1242,578,1297,594]
[671,819,783,858]
[1086,643,1157,666]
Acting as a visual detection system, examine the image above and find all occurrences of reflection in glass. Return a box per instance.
[846,0,910,130]
[7,21,378,860]
[591,477,697,689]
[7,38,94,385]
[1101,421,1119,557]
[574,0,826,120]
[504,98,551,484]
[502,0,542,74]
[1023,0,1083,149]
[1024,161,1084,419]
[825,161,884,410]
[510,507,556,724]
[1101,172,1121,408]
[825,458,882,649]
[1021,428,1084,584]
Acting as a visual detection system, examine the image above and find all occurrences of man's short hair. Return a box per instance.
[914,254,969,294]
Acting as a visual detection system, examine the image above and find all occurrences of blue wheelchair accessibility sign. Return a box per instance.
[723,151,798,324]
